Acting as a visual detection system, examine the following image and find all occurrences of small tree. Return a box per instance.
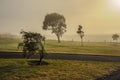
[112,34,119,42]
[42,13,67,43]
[18,31,45,64]
[77,25,84,46]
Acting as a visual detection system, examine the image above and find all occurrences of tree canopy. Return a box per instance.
[112,34,119,41]
[18,30,45,64]
[43,13,67,43]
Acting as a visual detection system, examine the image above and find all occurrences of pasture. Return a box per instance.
[0,38,120,56]
[0,38,120,80]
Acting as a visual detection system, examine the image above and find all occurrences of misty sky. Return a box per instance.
[0,0,120,36]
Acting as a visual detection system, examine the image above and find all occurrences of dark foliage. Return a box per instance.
[112,34,119,41]
[43,13,67,43]
[18,30,45,64]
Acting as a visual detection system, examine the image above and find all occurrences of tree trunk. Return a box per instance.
[39,50,43,65]
[81,37,83,47]
[57,35,61,43]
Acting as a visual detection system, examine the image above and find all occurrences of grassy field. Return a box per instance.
[0,38,120,80]
[0,38,21,52]
[0,59,120,80]
[45,40,120,56]
[0,38,120,56]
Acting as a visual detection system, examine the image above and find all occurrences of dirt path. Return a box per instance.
[0,52,120,62]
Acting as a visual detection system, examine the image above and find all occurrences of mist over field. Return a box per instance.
[1,0,120,36]
[41,34,118,42]
[0,32,119,42]
[0,33,18,38]
[0,0,120,80]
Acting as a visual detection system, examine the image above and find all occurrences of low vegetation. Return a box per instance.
[0,59,120,80]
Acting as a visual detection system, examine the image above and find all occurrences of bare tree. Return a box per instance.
[77,25,84,46]
[42,13,67,43]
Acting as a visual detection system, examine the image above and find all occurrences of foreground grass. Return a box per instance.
[0,38,120,56]
[0,59,120,80]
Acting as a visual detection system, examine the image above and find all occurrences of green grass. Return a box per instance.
[45,40,120,56]
[0,38,120,80]
[0,59,120,80]
[0,38,120,56]
[0,38,21,52]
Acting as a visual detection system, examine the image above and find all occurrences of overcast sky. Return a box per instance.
[0,0,120,35]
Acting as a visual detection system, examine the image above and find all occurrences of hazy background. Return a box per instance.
[0,0,120,41]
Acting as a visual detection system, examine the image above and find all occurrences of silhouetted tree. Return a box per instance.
[112,34,119,42]
[42,13,67,43]
[77,25,84,46]
[18,30,45,64]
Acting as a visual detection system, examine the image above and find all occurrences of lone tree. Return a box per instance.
[43,13,67,43]
[77,25,84,46]
[112,34,119,42]
[18,30,45,64]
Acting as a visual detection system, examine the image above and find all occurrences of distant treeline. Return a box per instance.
[0,33,18,39]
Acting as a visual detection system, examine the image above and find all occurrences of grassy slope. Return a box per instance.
[0,38,120,56]
[0,59,120,80]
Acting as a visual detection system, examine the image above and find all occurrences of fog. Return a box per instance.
[0,0,120,39]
